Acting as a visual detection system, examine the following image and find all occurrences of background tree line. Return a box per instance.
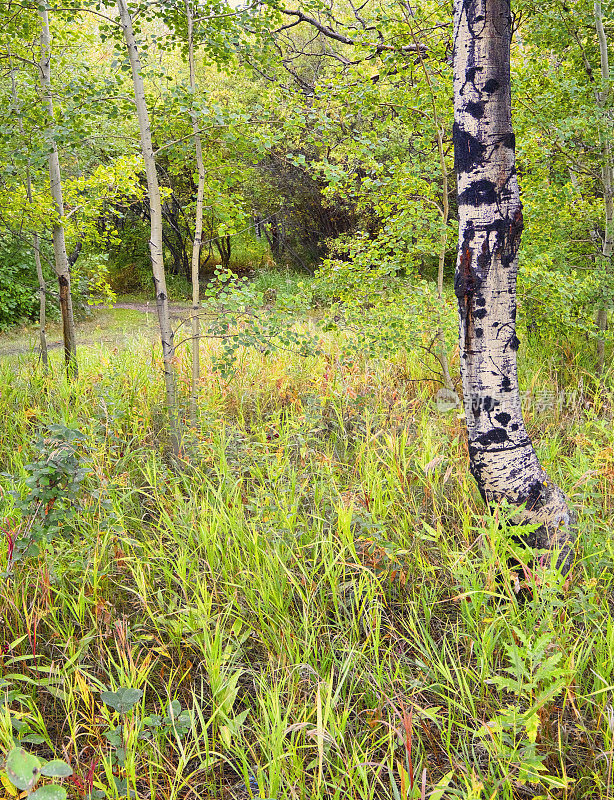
[0,0,610,358]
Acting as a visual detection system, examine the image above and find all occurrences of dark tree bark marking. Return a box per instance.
[452,0,574,568]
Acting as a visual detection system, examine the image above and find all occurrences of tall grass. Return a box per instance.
[0,323,612,799]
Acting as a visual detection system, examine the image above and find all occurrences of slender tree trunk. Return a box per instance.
[39,7,77,376]
[117,0,179,452]
[266,214,280,256]
[186,0,205,426]
[432,117,454,390]
[280,214,286,252]
[9,51,48,371]
[453,0,574,568]
[215,235,232,269]
[594,0,612,374]
[403,15,454,390]
[33,234,49,371]
[436,131,454,392]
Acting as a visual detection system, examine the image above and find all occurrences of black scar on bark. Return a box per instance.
[454,220,476,301]
[510,423,519,431]
[474,307,487,319]
[500,132,515,150]
[495,412,511,426]
[461,1,485,36]
[475,427,509,446]
[453,123,486,173]
[508,334,520,351]
[522,479,544,511]
[458,179,498,207]
[489,217,509,241]
[480,208,522,270]
[483,396,496,412]
[475,328,483,337]
[466,100,486,119]
[476,297,486,307]
[477,237,491,274]
[483,78,500,93]
[461,65,483,95]
[501,375,511,392]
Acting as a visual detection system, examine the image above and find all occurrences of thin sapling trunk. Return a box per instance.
[186,0,206,426]
[39,6,77,376]
[594,0,612,374]
[9,50,48,370]
[407,18,454,390]
[33,234,49,371]
[117,0,180,452]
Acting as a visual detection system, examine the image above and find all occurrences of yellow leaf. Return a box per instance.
[219,725,231,749]
[74,670,92,704]
[1,775,18,796]
[524,710,539,744]
[396,759,408,798]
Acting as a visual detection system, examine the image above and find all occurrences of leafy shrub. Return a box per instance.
[108,261,150,294]
[8,424,89,567]
[310,235,456,364]
[0,240,39,328]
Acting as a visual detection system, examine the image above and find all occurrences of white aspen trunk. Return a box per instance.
[9,53,48,370]
[117,0,179,451]
[39,7,77,376]
[186,0,206,426]
[594,0,612,374]
[33,233,48,371]
[453,0,574,569]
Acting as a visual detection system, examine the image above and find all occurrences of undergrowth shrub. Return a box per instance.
[7,424,89,568]
[0,240,39,328]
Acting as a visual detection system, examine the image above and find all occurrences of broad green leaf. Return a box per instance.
[29,786,67,800]
[6,748,41,791]
[41,761,73,778]
[100,687,143,714]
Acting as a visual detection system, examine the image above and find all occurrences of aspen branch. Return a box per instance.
[280,8,426,52]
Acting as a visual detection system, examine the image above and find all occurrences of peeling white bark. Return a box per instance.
[453,0,574,567]
[39,6,77,376]
[117,0,179,450]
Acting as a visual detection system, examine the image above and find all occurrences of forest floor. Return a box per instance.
[0,303,191,358]
[98,301,193,315]
[0,264,303,357]
[0,297,613,800]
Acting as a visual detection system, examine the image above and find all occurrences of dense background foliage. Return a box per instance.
[0,0,611,363]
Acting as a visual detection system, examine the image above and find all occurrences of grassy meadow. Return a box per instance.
[0,295,613,800]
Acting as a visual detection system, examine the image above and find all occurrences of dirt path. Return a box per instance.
[98,302,192,316]
[0,302,192,358]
